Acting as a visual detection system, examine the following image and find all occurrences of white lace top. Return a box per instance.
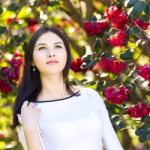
[16,87,123,150]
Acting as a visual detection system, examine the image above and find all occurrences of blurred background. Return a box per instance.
[0,0,150,149]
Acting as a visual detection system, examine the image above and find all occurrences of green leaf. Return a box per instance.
[0,26,6,35]
[145,0,150,5]
[101,52,112,58]
[97,32,105,38]
[111,115,126,130]
[15,34,26,43]
[111,115,121,122]
[117,0,124,4]
[147,134,150,141]
[97,80,106,91]
[139,135,147,142]
[130,26,141,35]
[123,77,132,83]
[135,124,150,142]
[117,120,126,129]
[80,79,88,84]
[106,103,124,114]
[0,6,3,14]
[82,55,92,64]
[7,3,19,12]
[94,39,101,52]
[120,49,133,60]
[48,0,60,6]
[132,1,145,18]
[142,116,150,124]
[79,46,86,56]
[109,73,117,80]
[88,59,98,69]
[82,57,98,69]
[88,15,97,21]
[5,44,14,53]
[71,78,82,85]
[126,0,137,8]
[87,80,96,85]
[144,5,150,21]
[124,82,135,90]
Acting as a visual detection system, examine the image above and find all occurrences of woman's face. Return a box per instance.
[32,32,67,75]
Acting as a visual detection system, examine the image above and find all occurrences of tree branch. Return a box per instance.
[61,0,83,27]
[99,0,111,6]
[85,0,95,19]
[63,32,83,56]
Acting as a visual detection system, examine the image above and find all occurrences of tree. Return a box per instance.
[0,0,150,149]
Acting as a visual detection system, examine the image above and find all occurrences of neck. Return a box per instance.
[38,73,69,100]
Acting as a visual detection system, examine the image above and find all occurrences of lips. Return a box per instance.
[46,60,59,64]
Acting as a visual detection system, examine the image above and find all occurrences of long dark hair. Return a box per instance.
[12,26,78,129]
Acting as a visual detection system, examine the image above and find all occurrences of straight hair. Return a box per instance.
[12,26,79,129]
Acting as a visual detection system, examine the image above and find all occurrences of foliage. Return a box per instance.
[0,0,150,149]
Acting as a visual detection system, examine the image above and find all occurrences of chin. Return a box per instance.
[46,70,63,75]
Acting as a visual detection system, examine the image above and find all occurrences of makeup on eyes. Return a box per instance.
[54,45,62,48]
[38,46,47,50]
[36,42,63,46]
[38,45,62,51]
[36,42,63,50]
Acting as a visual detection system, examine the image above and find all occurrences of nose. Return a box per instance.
[48,54,55,57]
[47,48,56,57]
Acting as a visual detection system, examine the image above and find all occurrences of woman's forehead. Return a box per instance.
[35,32,63,45]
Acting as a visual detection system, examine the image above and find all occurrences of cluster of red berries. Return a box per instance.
[83,19,109,36]
[6,17,38,32]
[104,85,129,104]
[0,51,23,94]
[83,5,149,47]
[2,52,23,82]
[70,57,87,73]
[99,57,126,74]
[126,102,150,118]
[138,64,150,88]
[0,79,12,94]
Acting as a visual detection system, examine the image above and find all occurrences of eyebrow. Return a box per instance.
[54,42,63,45]
[36,43,46,46]
[36,42,63,47]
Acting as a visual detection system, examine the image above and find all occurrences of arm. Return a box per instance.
[17,126,28,150]
[100,99,123,150]
[17,101,45,150]
[17,125,45,150]
[23,126,45,150]
[91,89,124,150]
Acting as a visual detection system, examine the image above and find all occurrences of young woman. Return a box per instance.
[12,26,124,150]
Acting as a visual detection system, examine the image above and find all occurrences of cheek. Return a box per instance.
[58,50,67,65]
[33,51,46,67]
[32,49,68,73]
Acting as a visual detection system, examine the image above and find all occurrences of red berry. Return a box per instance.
[104,6,122,20]
[126,103,150,118]
[138,64,150,81]
[107,30,126,47]
[0,79,12,94]
[104,85,129,104]
[70,58,87,73]
[99,57,126,74]
[83,19,109,35]
[132,19,150,30]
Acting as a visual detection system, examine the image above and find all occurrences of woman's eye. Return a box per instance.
[38,46,46,50]
[55,45,62,49]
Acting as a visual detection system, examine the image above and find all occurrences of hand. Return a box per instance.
[17,100,41,130]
